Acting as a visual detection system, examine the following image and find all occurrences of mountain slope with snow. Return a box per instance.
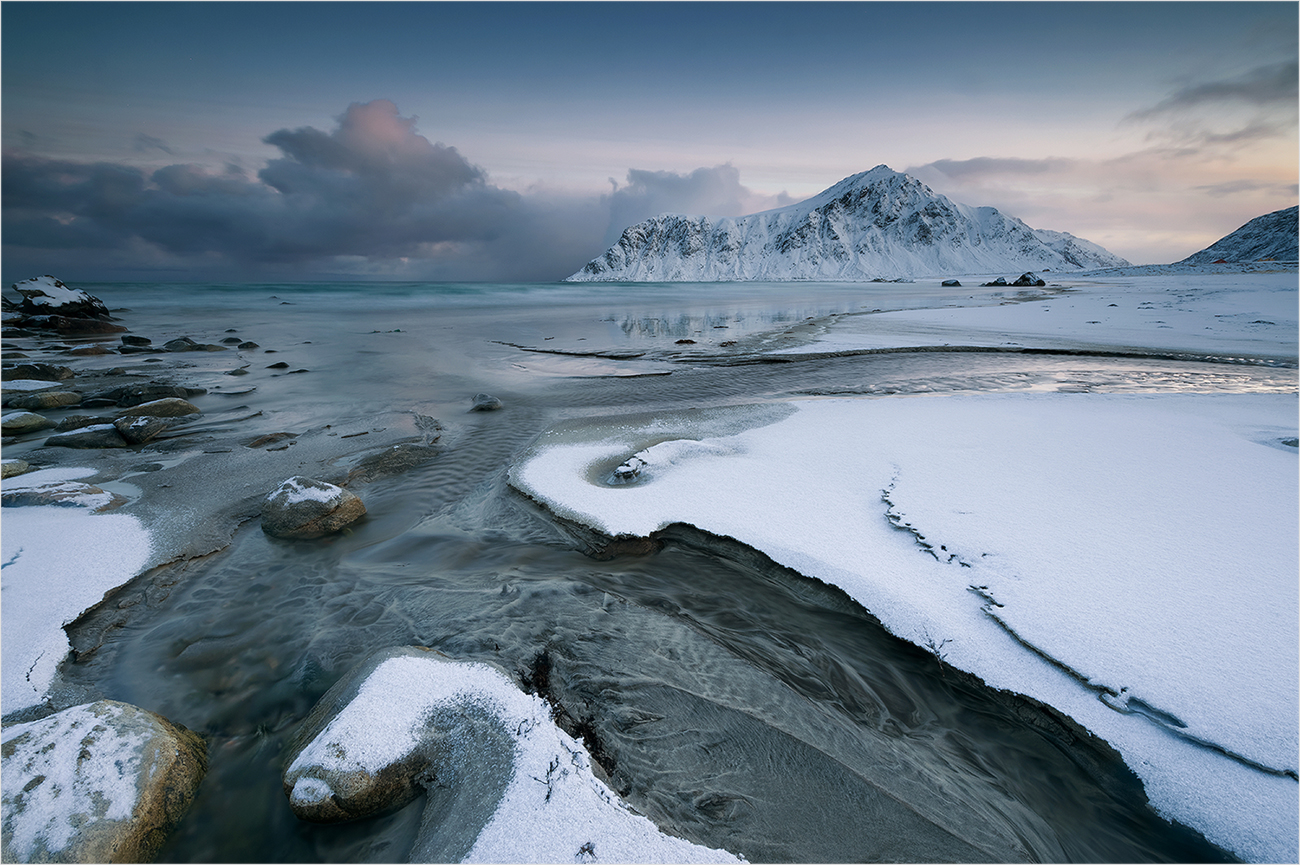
[568,166,1129,281]
[1177,206,1298,265]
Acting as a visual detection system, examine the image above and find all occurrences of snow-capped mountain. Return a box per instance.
[567,166,1129,281]
[1177,206,1298,265]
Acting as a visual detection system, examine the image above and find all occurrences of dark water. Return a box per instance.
[48,281,1278,862]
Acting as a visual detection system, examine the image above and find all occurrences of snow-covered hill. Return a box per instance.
[567,166,1130,281]
[1177,206,1298,265]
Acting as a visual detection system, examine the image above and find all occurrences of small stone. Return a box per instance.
[267,362,290,369]
[261,476,366,539]
[675,339,696,345]
[238,341,259,349]
[470,393,503,412]
[1,458,31,479]
[67,344,111,356]
[941,279,962,287]
[1,411,55,435]
[226,368,250,376]
[221,337,243,344]
[114,415,173,445]
[121,335,152,346]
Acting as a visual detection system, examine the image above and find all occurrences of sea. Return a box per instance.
[13,279,1274,862]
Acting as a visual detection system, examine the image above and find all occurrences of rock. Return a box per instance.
[114,398,200,419]
[121,335,152,347]
[262,476,367,539]
[54,415,100,432]
[675,339,696,345]
[1,458,31,479]
[67,344,111,356]
[21,315,128,335]
[470,393,503,412]
[2,480,125,511]
[162,337,225,352]
[346,443,440,484]
[1,411,55,435]
[981,277,1009,287]
[9,276,111,319]
[1012,272,1047,287]
[7,391,81,411]
[220,337,242,344]
[90,384,192,407]
[246,432,298,449]
[2,362,75,382]
[226,368,250,376]
[44,423,129,449]
[941,279,962,287]
[282,647,513,826]
[266,361,289,369]
[237,341,259,350]
[113,415,174,445]
[1,700,207,864]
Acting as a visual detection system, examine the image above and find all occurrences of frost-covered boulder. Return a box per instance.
[8,276,111,320]
[1012,272,1046,287]
[1,411,55,435]
[113,397,200,419]
[283,647,740,863]
[262,476,366,539]
[1,700,207,864]
[1,479,124,512]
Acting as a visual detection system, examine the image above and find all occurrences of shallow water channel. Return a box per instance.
[48,281,1287,862]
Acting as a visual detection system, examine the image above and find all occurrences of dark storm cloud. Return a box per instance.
[2,100,609,281]
[1128,62,1299,119]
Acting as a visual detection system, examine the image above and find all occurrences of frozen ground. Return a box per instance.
[776,272,1297,360]
[511,392,1298,862]
[1,468,152,715]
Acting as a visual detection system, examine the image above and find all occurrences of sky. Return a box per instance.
[2,1,1296,283]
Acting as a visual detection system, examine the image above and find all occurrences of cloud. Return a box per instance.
[2,100,611,281]
[133,134,173,155]
[1193,179,1300,198]
[603,163,792,244]
[1124,62,1299,148]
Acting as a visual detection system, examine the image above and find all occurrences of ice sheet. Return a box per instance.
[511,392,1299,862]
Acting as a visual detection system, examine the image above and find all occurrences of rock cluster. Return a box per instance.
[2,276,126,335]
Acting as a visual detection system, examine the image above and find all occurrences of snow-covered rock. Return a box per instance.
[261,476,366,539]
[283,646,742,863]
[1177,206,1298,265]
[7,276,110,319]
[568,166,1130,281]
[1,700,207,863]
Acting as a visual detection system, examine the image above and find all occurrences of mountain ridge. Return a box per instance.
[568,166,1130,281]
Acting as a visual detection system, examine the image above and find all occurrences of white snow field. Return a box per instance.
[0,468,152,715]
[286,651,743,864]
[777,272,1298,360]
[511,392,1299,863]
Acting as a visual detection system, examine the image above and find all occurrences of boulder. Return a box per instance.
[262,476,366,539]
[1,458,31,479]
[44,423,129,449]
[980,277,1009,287]
[162,337,225,352]
[1,700,207,864]
[113,415,173,445]
[470,393,503,412]
[1,411,55,435]
[22,315,128,335]
[114,398,200,419]
[8,391,81,411]
[2,363,75,382]
[120,335,151,347]
[1012,272,1047,287]
[88,384,191,407]
[941,279,962,287]
[2,480,124,511]
[9,276,111,320]
[54,415,100,432]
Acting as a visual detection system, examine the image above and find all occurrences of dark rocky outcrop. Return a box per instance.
[1012,272,1047,287]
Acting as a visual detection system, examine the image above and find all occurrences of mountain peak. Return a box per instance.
[568,168,1129,281]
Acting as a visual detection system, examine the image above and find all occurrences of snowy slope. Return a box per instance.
[1177,206,1299,265]
[568,166,1130,281]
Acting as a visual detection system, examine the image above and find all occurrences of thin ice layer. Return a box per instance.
[510,392,1298,863]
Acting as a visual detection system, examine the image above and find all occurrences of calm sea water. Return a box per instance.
[44,280,1266,862]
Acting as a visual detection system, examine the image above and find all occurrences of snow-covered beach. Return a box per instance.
[3,270,1297,862]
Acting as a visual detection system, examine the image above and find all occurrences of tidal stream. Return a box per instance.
[30,281,1287,862]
